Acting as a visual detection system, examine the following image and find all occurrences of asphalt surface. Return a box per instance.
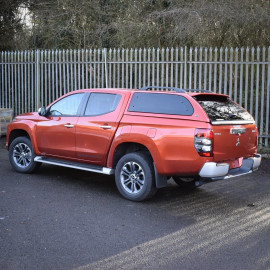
[1,136,270,270]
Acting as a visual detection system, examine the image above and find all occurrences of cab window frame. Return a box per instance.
[47,93,86,117]
[83,92,122,117]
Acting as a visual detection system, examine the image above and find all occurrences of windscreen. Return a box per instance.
[194,95,254,122]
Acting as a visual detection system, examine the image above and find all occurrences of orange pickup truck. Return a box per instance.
[6,87,261,201]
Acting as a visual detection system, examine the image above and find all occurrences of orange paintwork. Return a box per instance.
[107,114,213,175]
[75,90,130,165]
[212,124,257,161]
[6,88,258,177]
[36,115,78,158]
[6,112,41,154]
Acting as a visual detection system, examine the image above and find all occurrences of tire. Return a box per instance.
[9,136,40,173]
[172,176,199,189]
[115,152,157,201]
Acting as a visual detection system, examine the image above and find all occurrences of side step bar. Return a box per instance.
[34,156,114,175]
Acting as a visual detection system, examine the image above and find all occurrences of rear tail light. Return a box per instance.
[194,128,213,157]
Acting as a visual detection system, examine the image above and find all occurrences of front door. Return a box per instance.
[36,93,85,159]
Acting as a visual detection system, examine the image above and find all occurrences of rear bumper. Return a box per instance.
[198,154,261,181]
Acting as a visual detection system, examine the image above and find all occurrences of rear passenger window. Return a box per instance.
[84,93,121,116]
[128,93,194,116]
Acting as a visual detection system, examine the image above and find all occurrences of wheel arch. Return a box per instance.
[8,129,30,149]
[112,142,152,169]
[110,142,168,189]
[8,121,39,154]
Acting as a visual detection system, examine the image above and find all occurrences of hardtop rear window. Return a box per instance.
[194,95,254,122]
[128,92,194,116]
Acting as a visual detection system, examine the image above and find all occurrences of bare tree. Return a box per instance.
[2,0,270,50]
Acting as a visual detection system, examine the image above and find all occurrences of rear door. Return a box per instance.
[75,91,127,166]
[194,94,257,161]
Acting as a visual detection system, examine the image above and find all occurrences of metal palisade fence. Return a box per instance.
[0,47,270,146]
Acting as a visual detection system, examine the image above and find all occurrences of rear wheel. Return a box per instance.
[115,152,157,201]
[172,176,199,189]
[9,136,40,173]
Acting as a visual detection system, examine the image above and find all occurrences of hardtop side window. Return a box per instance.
[49,93,84,116]
[194,95,254,121]
[128,93,194,116]
[84,93,121,116]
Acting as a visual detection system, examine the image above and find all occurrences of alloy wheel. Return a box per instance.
[120,161,145,194]
[12,143,32,168]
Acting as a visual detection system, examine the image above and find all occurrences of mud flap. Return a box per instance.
[153,163,167,188]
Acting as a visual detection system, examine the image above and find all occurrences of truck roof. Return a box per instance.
[70,87,229,98]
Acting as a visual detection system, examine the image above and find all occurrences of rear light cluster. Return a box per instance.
[194,128,213,157]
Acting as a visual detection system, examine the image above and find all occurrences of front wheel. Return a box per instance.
[115,152,157,201]
[9,136,40,173]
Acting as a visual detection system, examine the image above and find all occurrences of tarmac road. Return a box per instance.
[1,136,270,270]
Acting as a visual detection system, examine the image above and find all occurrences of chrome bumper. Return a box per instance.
[198,154,262,181]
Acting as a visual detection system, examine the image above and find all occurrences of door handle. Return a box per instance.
[64,124,74,128]
[100,125,112,130]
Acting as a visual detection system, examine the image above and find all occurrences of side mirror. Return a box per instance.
[38,106,47,116]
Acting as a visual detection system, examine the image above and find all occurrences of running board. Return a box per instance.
[34,156,114,175]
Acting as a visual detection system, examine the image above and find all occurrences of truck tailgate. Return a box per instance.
[191,93,258,163]
[212,123,257,161]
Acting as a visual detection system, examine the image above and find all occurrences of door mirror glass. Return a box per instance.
[38,106,47,116]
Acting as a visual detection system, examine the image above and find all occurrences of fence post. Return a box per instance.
[103,48,108,88]
[266,47,270,146]
[184,46,187,89]
[35,49,40,110]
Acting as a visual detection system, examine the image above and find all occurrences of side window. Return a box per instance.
[49,93,84,116]
[128,93,194,116]
[84,93,121,116]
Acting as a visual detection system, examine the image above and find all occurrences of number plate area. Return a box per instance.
[230,157,244,169]
[230,128,246,134]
